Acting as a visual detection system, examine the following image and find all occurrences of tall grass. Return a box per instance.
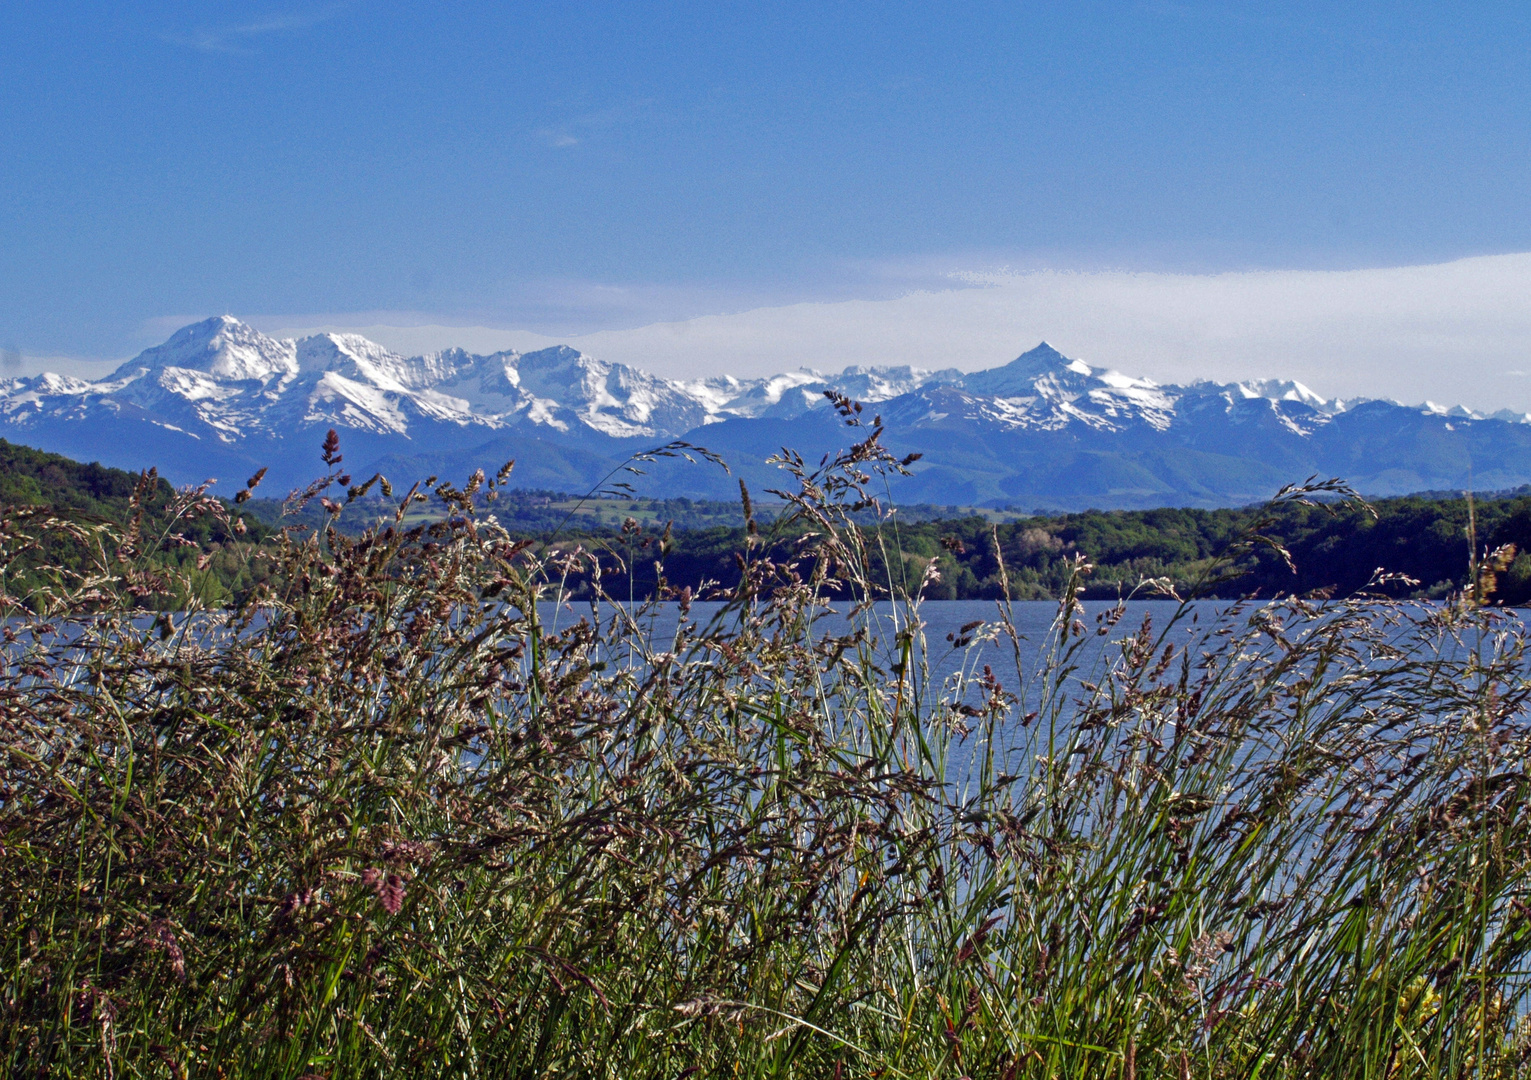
[3,418,1531,1078]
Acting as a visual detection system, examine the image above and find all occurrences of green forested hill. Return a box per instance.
[932,495,1531,601]
[0,438,267,542]
[0,438,178,519]
[0,439,272,605]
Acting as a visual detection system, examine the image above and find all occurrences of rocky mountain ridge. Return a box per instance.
[4,316,1530,510]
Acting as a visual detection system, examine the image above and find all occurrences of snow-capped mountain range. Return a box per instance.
[5,315,1531,510]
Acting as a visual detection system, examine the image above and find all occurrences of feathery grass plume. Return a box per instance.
[2,420,1531,1077]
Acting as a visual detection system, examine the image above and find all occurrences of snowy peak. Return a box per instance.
[511,345,604,399]
[295,333,438,394]
[1005,341,1072,374]
[425,347,522,402]
[121,315,298,383]
[1231,378,1328,408]
[827,364,963,403]
[505,345,709,438]
[956,341,1084,397]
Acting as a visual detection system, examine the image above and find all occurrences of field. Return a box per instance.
[4,424,1531,1077]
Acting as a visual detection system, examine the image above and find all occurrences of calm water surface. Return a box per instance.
[542,598,1222,685]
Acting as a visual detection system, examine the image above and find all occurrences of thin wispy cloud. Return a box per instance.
[534,99,660,150]
[163,3,351,54]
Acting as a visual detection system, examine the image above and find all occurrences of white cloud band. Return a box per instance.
[276,252,1531,414]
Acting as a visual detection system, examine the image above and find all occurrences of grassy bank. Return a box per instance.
[4,423,1531,1077]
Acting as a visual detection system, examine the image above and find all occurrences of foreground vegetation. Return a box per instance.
[4,416,1531,1077]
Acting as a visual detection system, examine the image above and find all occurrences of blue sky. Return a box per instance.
[5,1,1531,387]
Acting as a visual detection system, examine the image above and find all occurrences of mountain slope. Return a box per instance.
[5,318,1530,509]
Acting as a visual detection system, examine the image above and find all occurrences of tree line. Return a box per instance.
[4,435,1528,604]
